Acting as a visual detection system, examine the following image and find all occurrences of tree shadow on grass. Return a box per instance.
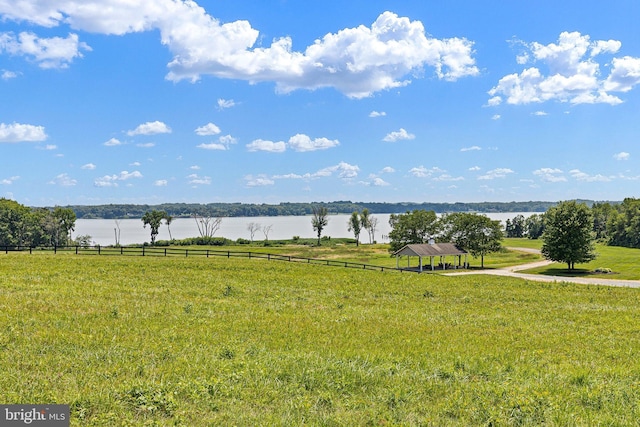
[537,267,596,277]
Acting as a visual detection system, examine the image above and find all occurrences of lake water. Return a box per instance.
[73,213,539,246]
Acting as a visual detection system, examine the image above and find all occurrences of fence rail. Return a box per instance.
[0,245,411,273]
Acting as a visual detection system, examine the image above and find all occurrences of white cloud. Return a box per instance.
[1,70,18,80]
[614,151,630,161]
[136,142,155,148]
[489,32,638,106]
[0,5,478,97]
[154,179,168,186]
[246,139,287,153]
[195,123,221,136]
[369,111,387,118]
[103,137,123,147]
[127,121,171,136]
[433,174,464,182]
[533,167,567,182]
[0,122,47,142]
[274,162,359,181]
[94,170,142,187]
[532,111,548,116]
[383,128,415,142]
[288,134,339,152]
[187,174,211,185]
[569,169,613,182]
[477,168,514,180]
[491,114,501,120]
[469,166,481,171]
[0,31,91,69]
[0,176,19,185]
[189,165,200,170]
[380,166,395,174]
[81,163,96,170]
[217,99,236,110]
[460,145,481,152]
[49,173,77,186]
[409,166,444,178]
[197,134,237,151]
[245,174,275,187]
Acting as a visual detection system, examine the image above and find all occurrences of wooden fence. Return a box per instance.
[0,245,411,273]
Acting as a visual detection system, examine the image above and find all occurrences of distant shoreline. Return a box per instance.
[44,199,617,220]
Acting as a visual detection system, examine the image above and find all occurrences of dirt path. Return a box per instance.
[442,247,640,289]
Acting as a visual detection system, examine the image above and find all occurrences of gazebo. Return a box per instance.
[393,242,468,272]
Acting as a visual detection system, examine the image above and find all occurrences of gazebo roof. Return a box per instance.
[393,243,467,257]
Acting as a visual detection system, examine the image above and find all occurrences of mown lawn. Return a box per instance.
[1,253,640,425]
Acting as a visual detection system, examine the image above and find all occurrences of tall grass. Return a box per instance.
[1,253,640,425]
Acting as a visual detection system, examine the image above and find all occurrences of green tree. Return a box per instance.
[525,213,545,239]
[505,214,526,238]
[142,210,167,245]
[311,206,329,245]
[541,201,597,270]
[387,210,438,253]
[441,212,503,268]
[347,211,362,246]
[53,206,76,245]
[164,213,174,240]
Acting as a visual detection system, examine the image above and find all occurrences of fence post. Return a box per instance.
[185,250,188,257]
[98,245,101,255]
[76,246,78,255]
[206,250,209,258]
[29,247,32,254]
[54,245,57,254]
[164,248,167,257]
[121,247,123,255]
[142,246,145,256]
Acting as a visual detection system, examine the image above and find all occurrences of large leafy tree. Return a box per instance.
[541,200,597,270]
[441,212,503,268]
[142,210,167,245]
[387,210,438,253]
[311,206,329,245]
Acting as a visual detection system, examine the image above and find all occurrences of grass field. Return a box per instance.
[502,239,640,280]
[2,252,640,425]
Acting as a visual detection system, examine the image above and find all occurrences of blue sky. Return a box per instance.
[2,0,640,206]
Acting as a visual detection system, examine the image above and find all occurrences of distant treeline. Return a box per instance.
[57,200,609,219]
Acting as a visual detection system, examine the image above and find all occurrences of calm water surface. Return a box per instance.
[74,213,538,246]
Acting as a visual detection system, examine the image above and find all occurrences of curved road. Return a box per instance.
[443,247,640,289]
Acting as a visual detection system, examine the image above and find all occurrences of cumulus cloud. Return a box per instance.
[81,163,96,170]
[380,166,395,174]
[409,166,444,178]
[246,139,286,153]
[127,121,171,136]
[460,145,481,152]
[187,174,211,185]
[533,167,566,182]
[49,173,77,186]
[274,162,359,181]
[0,31,90,68]
[154,179,168,186]
[570,169,613,182]
[288,134,339,152]
[0,122,47,142]
[614,151,630,161]
[245,174,275,187]
[477,168,514,180]
[197,134,237,151]
[217,99,236,110]
[369,111,386,118]
[383,128,415,142]
[94,170,142,187]
[1,70,18,80]
[195,123,221,136]
[103,137,123,147]
[0,4,478,97]
[489,31,640,106]
[0,176,19,185]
